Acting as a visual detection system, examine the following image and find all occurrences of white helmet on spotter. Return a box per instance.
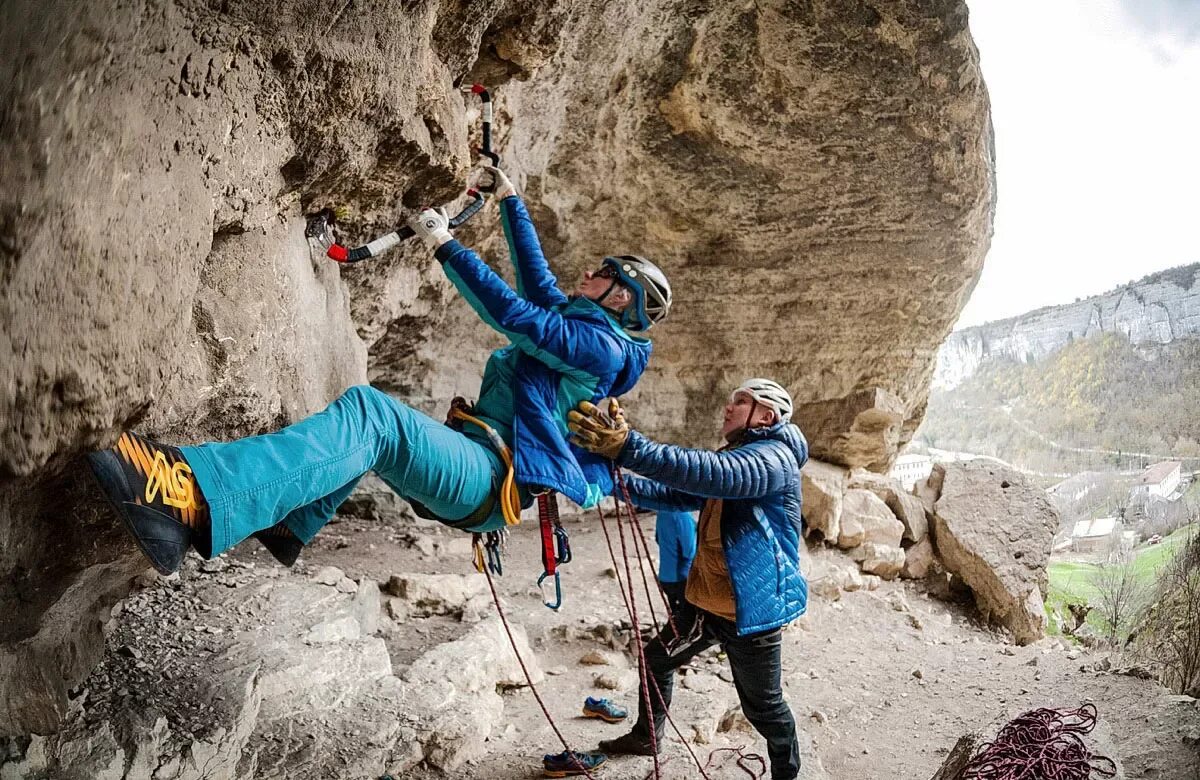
[732,378,793,424]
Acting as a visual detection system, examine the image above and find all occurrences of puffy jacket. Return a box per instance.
[435,196,652,509]
[654,509,698,583]
[616,422,809,635]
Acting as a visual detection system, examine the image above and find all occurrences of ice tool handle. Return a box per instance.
[305,84,497,264]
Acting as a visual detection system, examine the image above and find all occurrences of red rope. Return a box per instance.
[610,487,663,779]
[479,560,598,779]
[960,704,1117,780]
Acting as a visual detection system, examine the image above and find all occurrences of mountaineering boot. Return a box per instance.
[597,731,659,757]
[86,432,210,575]
[542,750,606,777]
[582,697,628,724]
[252,522,304,567]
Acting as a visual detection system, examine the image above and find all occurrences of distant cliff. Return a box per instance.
[935,263,1200,388]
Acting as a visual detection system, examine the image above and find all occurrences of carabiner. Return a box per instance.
[554,524,572,565]
[538,570,563,611]
[485,532,504,576]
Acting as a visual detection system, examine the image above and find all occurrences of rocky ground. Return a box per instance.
[4,504,1199,779]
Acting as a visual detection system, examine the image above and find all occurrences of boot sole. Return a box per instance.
[582,708,626,724]
[86,449,185,575]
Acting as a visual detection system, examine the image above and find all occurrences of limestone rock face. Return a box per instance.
[796,389,907,471]
[0,0,994,733]
[936,263,1200,389]
[927,461,1059,644]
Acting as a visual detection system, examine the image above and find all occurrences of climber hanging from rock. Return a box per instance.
[85,127,673,576]
[568,379,808,780]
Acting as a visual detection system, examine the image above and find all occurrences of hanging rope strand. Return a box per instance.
[611,485,663,779]
[478,558,599,779]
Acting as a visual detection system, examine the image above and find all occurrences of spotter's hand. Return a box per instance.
[568,398,630,460]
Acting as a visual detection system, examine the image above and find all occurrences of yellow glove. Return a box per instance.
[567,398,630,460]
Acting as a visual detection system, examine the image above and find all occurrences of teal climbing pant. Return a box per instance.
[182,385,506,556]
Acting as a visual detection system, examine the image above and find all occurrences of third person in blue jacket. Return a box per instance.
[569,378,808,780]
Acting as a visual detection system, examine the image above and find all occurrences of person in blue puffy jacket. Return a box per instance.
[85,163,673,575]
[569,379,808,780]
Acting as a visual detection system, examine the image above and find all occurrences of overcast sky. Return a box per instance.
[954,0,1200,329]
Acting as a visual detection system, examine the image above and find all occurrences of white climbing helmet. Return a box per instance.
[732,378,793,424]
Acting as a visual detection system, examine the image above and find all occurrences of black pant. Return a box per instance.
[630,602,800,780]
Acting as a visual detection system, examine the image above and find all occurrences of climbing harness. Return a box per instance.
[535,490,573,610]
[959,703,1117,780]
[305,84,497,264]
[444,397,522,528]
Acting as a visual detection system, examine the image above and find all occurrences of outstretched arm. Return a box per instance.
[499,195,569,309]
[616,431,801,500]
[434,238,612,378]
[616,474,705,513]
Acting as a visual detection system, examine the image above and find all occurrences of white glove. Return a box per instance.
[407,206,452,250]
[478,161,516,200]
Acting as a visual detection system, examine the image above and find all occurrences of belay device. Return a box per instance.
[305,84,498,264]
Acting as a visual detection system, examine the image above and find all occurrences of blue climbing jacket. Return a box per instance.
[615,422,809,636]
[654,509,697,583]
[434,196,651,509]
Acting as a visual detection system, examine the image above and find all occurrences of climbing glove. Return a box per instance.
[568,398,630,460]
[407,206,453,250]
[478,161,516,200]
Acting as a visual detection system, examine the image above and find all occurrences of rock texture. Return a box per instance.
[925,461,1059,644]
[0,558,537,778]
[1,0,994,734]
[935,263,1200,389]
[797,389,908,471]
[801,459,848,542]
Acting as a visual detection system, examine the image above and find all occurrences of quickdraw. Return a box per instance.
[535,490,572,610]
[472,530,506,576]
[305,84,497,264]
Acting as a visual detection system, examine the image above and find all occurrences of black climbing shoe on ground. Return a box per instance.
[252,522,304,567]
[86,432,210,575]
[597,731,659,757]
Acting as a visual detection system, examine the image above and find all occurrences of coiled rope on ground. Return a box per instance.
[959,703,1117,780]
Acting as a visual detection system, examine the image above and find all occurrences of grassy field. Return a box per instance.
[1046,524,1196,635]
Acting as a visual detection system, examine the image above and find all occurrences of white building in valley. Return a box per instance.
[1130,461,1183,502]
[890,453,934,490]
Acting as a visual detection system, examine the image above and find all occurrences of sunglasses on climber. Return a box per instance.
[593,264,621,280]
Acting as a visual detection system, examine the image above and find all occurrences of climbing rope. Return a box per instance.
[477,552,600,780]
[959,703,1118,780]
[600,466,767,780]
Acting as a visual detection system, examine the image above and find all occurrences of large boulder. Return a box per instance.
[801,459,848,543]
[928,461,1059,644]
[837,489,904,550]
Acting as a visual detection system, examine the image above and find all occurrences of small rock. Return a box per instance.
[810,710,828,724]
[906,614,923,630]
[911,668,924,680]
[313,566,344,586]
[579,650,616,666]
[335,576,359,594]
